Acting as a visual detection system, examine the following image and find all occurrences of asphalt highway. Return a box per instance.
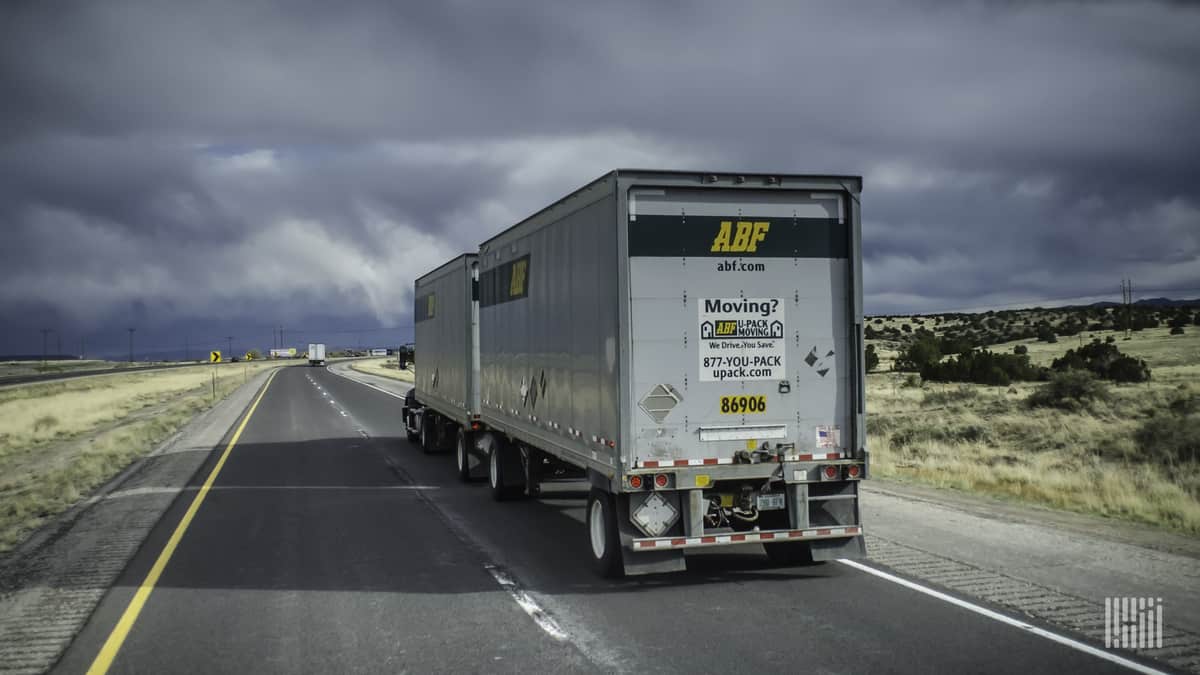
[54,365,1158,674]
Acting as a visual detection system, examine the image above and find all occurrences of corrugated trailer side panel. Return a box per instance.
[478,176,621,476]
[414,254,477,425]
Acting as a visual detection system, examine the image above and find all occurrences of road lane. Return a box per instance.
[56,365,590,674]
[56,365,1159,674]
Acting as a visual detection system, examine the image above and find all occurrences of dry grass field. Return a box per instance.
[349,357,415,383]
[867,323,1200,534]
[0,361,288,553]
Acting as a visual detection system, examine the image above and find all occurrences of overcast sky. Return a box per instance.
[2,0,1198,357]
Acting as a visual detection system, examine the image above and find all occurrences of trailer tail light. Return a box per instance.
[471,422,481,431]
[654,473,670,489]
[821,465,840,481]
[629,475,644,489]
[847,464,862,480]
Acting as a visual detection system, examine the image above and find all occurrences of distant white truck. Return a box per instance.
[308,343,326,366]
[369,348,388,357]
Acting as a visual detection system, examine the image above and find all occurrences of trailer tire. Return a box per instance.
[488,439,523,501]
[763,541,822,566]
[456,429,474,482]
[587,488,624,579]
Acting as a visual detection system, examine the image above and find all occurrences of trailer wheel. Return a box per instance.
[420,415,437,454]
[456,429,474,482]
[763,541,821,566]
[488,440,523,501]
[587,488,624,579]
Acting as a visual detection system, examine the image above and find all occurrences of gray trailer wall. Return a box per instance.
[414,254,477,424]
[478,176,621,475]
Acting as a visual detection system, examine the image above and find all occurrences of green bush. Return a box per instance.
[895,337,941,373]
[921,349,1043,386]
[1051,342,1151,383]
[1013,345,1028,355]
[1027,371,1111,411]
[1170,326,1185,335]
[1133,414,1200,465]
[865,344,880,372]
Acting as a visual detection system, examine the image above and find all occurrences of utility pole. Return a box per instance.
[128,328,136,363]
[226,336,234,358]
[40,328,51,368]
[1121,279,1134,338]
[80,337,85,360]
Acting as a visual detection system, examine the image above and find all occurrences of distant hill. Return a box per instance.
[1084,298,1200,309]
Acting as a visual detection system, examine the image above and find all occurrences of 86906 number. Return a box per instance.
[719,395,767,414]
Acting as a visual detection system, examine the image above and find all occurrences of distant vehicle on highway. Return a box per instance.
[307,343,326,367]
[403,170,867,578]
[269,347,297,359]
[369,348,388,357]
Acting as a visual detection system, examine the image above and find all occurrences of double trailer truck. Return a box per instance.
[403,170,867,577]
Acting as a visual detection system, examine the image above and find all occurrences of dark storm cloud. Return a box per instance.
[1,0,1198,353]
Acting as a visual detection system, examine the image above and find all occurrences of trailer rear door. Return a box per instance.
[626,187,855,465]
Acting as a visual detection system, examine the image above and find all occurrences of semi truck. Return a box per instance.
[403,169,867,577]
[307,343,326,366]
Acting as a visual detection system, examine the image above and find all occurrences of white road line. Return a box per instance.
[837,559,1167,675]
[485,564,570,642]
[325,366,410,400]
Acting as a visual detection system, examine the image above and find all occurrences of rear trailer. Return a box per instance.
[469,170,867,577]
[405,254,484,473]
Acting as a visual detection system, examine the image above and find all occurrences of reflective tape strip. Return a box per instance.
[632,526,862,550]
[636,454,842,468]
[637,458,735,468]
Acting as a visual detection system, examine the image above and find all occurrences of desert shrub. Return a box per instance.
[1194,313,1200,326]
[1168,391,1199,417]
[1027,371,1111,411]
[895,337,941,372]
[1108,355,1152,383]
[922,350,1043,386]
[1170,326,1185,335]
[890,422,991,449]
[901,373,923,388]
[865,344,880,372]
[901,323,912,333]
[1133,415,1200,465]
[1052,342,1151,383]
[922,386,979,407]
[1013,345,1028,355]
[940,334,979,356]
[33,415,59,433]
[1105,335,1116,343]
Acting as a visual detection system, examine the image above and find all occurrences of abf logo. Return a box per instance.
[714,320,737,336]
[711,221,770,253]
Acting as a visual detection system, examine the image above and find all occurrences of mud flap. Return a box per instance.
[467,433,489,479]
[614,491,685,575]
[810,535,867,562]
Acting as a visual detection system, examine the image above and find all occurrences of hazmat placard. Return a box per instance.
[698,297,786,381]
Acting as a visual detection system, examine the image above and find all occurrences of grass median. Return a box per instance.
[867,326,1200,534]
[0,361,288,554]
[348,357,414,383]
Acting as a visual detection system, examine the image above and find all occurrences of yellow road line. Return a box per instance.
[86,368,280,675]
